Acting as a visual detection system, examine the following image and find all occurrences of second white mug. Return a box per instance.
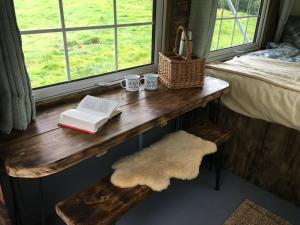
[121,74,142,92]
[142,73,158,90]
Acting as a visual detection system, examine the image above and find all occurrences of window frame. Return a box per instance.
[208,0,270,62]
[22,0,165,101]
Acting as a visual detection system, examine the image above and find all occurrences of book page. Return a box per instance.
[77,95,119,118]
[109,108,122,119]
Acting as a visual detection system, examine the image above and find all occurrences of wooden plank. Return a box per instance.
[56,177,152,225]
[1,77,229,178]
[164,0,191,52]
[218,104,300,205]
[184,122,232,146]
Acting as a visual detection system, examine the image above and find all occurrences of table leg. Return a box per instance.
[138,134,144,150]
[39,178,46,225]
[8,177,18,225]
[7,177,45,225]
[176,116,183,131]
[215,143,224,191]
[209,98,221,124]
[8,177,25,225]
[208,155,213,171]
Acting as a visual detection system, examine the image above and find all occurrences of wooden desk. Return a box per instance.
[0,77,229,178]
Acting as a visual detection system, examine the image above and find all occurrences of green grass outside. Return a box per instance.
[14,1,257,88]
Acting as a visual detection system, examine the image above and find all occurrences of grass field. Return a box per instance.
[14,0,258,88]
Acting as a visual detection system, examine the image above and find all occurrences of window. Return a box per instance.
[210,0,267,59]
[14,0,163,97]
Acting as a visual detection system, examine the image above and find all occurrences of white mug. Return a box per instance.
[142,73,158,90]
[121,74,142,92]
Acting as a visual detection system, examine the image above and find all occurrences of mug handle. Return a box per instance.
[140,77,145,86]
[120,79,126,89]
[140,78,145,90]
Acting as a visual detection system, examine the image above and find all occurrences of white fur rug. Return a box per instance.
[111,130,217,191]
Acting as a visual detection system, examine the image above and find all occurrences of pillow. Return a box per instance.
[282,17,300,48]
[268,42,297,49]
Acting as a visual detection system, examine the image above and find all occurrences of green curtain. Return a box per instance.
[274,0,295,42]
[0,0,35,134]
[189,0,219,58]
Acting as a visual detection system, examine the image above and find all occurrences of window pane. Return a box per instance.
[218,19,235,49]
[14,0,60,30]
[211,20,221,51]
[224,0,239,17]
[118,26,152,70]
[234,18,257,44]
[246,18,258,42]
[22,33,67,88]
[117,0,153,24]
[67,29,115,80]
[63,0,114,27]
[237,0,251,16]
[232,19,247,46]
[222,9,233,18]
[216,0,225,18]
[250,0,261,15]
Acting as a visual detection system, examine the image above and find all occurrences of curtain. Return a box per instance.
[189,0,219,58]
[274,0,295,42]
[0,0,35,134]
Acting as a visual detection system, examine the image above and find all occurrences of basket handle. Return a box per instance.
[173,26,192,61]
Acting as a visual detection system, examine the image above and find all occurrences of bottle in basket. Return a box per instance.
[179,30,192,57]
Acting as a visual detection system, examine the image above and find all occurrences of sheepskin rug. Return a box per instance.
[111,130,217,191]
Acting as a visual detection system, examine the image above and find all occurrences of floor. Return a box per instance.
[50,167,300,225]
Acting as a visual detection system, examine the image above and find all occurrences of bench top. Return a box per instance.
[185,122,232,146]
[56,176,152,225]
[0,77,229,178]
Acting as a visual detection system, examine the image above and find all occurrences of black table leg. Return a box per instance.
[9,177,19,225]
[209,98,221,124]
[39,178,46,225]
[208,155,213,171]
[9,177,28,225]
[215,143,224,191]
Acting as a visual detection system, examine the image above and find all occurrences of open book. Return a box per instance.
[58,95,121,134]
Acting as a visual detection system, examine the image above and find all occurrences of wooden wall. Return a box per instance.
[164,0,191,52]
[260,0,280,48]
[184,105,300,206]
[219,106,300,206]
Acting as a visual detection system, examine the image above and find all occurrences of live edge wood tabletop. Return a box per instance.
[0,77,229,179]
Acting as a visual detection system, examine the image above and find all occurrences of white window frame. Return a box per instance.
[28,0,165,101]
[208,0,270,62]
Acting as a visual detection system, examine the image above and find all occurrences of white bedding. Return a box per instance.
[206,55,300,131]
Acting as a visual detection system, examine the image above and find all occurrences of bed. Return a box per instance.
[206,16,300,131]
[206,47,300,131]
[203,17,300,205]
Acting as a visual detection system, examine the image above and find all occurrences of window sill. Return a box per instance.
[34,64,158,103]
[207,43,260,62]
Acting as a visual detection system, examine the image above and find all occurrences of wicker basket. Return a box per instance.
[158,26,205,89]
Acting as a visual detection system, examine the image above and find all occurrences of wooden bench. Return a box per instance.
[56,177,152,225]
[55,123,231,225]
